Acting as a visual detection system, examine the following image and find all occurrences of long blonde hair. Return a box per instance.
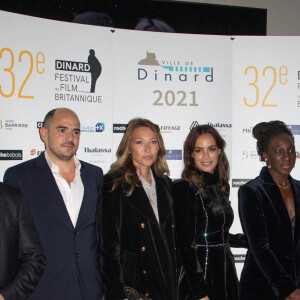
[109,118,169,196]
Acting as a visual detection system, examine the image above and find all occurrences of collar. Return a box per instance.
[137,168,155,186]
[44,150,81,174]
[259,166,293,184]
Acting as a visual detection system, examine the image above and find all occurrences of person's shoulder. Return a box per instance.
[173,178,194,190]
[0,182,23,201]
[103,172,121,185]
[6,156,38,172]
[80,160,103,175]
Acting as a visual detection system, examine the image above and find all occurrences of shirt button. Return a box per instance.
[74,230,78,235]
[142,270,147,275]
[171,224,175,228]
[141,246,146,252]
[76,253,80,257]
[145,293,149,297]
[140,223,145,229]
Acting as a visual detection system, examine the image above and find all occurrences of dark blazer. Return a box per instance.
[4,153,103,300]
[100,172,178,300]
[238,167,300,300]
[0,182,45,300]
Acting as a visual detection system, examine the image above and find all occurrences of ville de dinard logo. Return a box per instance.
[55,49,103,103]
[137,51,213,83]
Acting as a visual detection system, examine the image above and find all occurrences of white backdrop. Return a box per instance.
[1,10,300,274]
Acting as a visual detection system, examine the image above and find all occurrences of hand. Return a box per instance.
[0,294,4,300]
[287,289,300,300]
[200,297,210,300]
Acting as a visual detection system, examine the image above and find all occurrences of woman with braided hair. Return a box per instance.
[239,120,300,300]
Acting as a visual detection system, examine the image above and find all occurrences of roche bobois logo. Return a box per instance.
[0,150,23,160]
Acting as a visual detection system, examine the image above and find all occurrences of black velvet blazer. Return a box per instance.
[100,172,178,300]
[238,167,300,300]
[0,182,46,300]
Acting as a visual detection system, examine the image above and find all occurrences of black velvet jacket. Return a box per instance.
[0,182,46,300]
[100,172,178,300]
[238,167,300,300]
[173,172,246,300]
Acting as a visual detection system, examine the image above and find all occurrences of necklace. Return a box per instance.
[277,182,290,189]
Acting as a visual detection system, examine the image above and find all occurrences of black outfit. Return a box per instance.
[238,167,300,300]
[173,172,246,300]
[0,182,46,300]
[100,172,178,300]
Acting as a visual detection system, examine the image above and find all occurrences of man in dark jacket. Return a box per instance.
[4,108,103,300]
[0,182,45,300]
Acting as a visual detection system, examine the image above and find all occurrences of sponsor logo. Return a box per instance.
[113,124,127,133]
[0,150,22,160]
[54,49,103,103]
[30,149,43,156]
[37,122,44,128]
[242,150,259,160]
[137,51,214,83]
[84,147,111,153]
[287,125,300,135]
[95,123,105,132]
[165,150,182,160]
[232,179,251,188]
[0,120,28,130]
[81,123,105,133]
[234,254,246,263]
[242,127,253,133]
[190,121,231,131]
[160,125,181,133]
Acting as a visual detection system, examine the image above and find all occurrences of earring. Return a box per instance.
[265,158,271,169]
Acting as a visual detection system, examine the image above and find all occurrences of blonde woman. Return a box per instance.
[100,118,177,300]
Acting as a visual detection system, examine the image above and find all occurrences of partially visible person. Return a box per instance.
[173,125,246,300]
[239,121,300,300]
[4,108,103,300]
[100,118,177,300]
[134,17,175,32]
[0,182,45,300]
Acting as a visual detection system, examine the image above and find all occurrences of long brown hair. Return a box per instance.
[182,125,229,191]
[109,118,169,196]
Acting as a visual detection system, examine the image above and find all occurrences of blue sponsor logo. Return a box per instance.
[165,150,182,160]
[95,123,105,132]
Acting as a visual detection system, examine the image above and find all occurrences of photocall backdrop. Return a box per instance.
[1,11,300,275]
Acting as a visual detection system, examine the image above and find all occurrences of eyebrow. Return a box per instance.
[56,126,81,131]
[194,145,217,149]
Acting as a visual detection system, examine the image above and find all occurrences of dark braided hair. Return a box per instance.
[252,121,294,161]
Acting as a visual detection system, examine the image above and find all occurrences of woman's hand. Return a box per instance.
[286,288,300,300]
[200,297,210,300]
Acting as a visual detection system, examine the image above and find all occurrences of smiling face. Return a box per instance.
[129,126,159,172]
[192,133,221,173]
[40,109,81,163]
[263,133,296,180]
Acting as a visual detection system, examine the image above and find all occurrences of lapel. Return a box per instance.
[75,162,90,229]
[0,184,5,247]
[155,174,172,226]
[126,181,159,227]
[124,172,172,228]
[36,153,74,229]
[260,167,293,241]
[291,178,300,248]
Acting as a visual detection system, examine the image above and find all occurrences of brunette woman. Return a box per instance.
[100,118,177,300]
[173,125,246,300]
[239,121,300,300]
